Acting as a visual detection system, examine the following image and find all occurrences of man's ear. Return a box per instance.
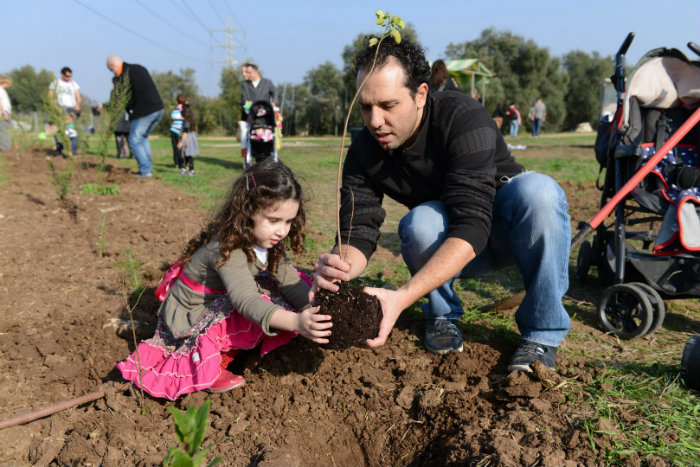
[415,82,428,109]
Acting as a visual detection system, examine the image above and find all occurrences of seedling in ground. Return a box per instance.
[163,400,222,467]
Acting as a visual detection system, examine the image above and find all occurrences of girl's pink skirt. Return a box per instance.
[116,271,311,400]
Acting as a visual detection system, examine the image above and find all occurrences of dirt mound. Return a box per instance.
[0,148,598,466]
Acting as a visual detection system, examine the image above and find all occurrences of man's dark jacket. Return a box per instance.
[118,62,163,120]
[340,91,524,260]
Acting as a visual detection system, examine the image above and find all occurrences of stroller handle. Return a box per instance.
[617,32,635,59]
[688,42,700,58]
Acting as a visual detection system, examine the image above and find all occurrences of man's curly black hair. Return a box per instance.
[352,36,431,97]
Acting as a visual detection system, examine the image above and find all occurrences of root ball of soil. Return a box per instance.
[315,282,381,350]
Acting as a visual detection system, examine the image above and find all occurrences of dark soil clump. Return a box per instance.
[315,281,381,350]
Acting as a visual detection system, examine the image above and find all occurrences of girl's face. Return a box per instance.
[251,199,300,249]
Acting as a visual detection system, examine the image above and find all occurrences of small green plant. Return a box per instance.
[46,156,74,200]
[163,400,222,467]
[82,183,120,195]
[96,212,108,258]
[336,10,404,258]
[97,73,131,171]
[41,91,71,157]
[115,247,144,291]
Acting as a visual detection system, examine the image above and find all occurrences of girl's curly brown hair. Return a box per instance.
[179,159,306,274]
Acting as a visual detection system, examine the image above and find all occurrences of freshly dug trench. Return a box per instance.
[315,281,381,350]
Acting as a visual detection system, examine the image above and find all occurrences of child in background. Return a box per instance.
[170,97,184,171]
[116,160,332,400]
[177,94,198,176]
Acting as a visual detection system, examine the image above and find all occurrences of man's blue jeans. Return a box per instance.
[532,118,542,137]
[398,172,571,347]
[128,109,163,176]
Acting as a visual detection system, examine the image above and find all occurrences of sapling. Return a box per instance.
[335,10,404,259]
[162,400,222,467]
[96,212,107,258]
[96,73,130,172]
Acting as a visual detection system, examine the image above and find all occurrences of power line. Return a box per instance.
[207,0,225,26]
[180,0,215,39]
[73,0,210,63]
[219,0,243,28]
[134,0,209,47]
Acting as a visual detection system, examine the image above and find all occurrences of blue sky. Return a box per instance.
[2,0,699,103]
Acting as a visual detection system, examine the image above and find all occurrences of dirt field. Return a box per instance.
[0,147,688,466]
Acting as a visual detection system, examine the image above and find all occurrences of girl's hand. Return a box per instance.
[177,141,183,149]
[297,306,332,344]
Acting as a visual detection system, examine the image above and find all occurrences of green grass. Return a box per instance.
[572,362,700,466]
[80,131,700,465]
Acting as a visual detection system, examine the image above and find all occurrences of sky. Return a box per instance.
[2,0,699,104]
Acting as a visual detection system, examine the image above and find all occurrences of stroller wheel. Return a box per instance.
[630,282,666,336]
[598,283,654,339]
[681,335,700,390]
[575,240,592,283]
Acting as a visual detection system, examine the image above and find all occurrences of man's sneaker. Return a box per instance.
[188,169,195,177]
[178,167,188,175]
[507,340,557,372]
[207,370,245,393]
[424,319,463,355]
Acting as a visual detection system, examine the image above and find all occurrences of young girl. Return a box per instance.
[116,160,332,400]
[176,94,198,176]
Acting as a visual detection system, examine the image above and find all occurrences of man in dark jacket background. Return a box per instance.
[106,55,163,177]
[312,38,571,373]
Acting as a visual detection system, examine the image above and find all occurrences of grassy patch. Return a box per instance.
[574,362,700,466]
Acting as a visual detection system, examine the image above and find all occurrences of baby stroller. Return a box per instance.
[244,100,279,169]
[575,32,700,339]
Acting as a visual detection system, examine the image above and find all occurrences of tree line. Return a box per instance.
[5,28,613,136]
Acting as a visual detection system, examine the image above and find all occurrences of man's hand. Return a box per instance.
[309,253,352,303]
[363,286,407,348]
[296,306,332,344]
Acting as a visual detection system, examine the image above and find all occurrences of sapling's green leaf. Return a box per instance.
[397,18,405,29]
[207,457,223,467]
[170,449,195,467]
[167,407,188,445]
[368,37,378,47]
[191,447,210,466]
[163,447,178,467]
[375,17,384,26]
[375,9,384,18]
[190,400,211,454]
[383,11,391,19]
[390,28,401,44]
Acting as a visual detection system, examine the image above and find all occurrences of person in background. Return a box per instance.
[239,63,278,161]
[0,76,12,152]
[507,104,522,137]
[529,98,546,138]
[176,94,198,176]
[428,59,459,93]
[116,160,332,400]
[492,103,506,131]
[170,99,184,170]
[106,55,163,178]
